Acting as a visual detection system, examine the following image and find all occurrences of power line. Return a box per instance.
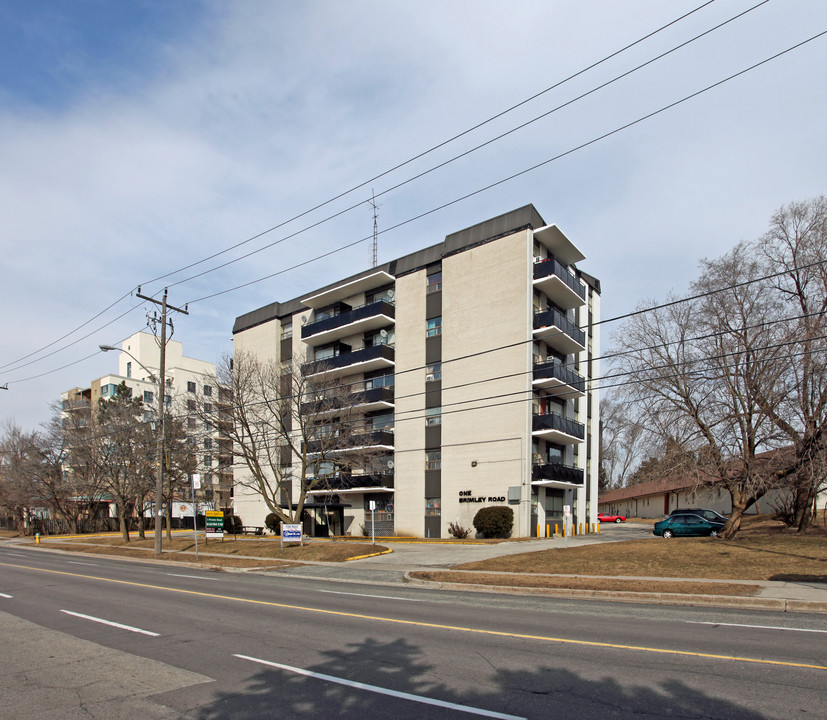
[183,28,827,306]
[2,2,730,373]
[170,1,768,297]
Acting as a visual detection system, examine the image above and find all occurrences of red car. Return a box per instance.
[597,512,626,523]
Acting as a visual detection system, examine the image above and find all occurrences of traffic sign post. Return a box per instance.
[191,474,201,559]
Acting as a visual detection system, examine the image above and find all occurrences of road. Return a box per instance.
[1,543,825,719]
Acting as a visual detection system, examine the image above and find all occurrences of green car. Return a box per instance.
[653,513,725,539]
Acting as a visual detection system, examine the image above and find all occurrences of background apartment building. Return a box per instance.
[232,205,600,538]
[62,331,231,509]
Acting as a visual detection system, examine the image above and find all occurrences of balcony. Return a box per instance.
[304,429,395,455]
[532,359,585,398]
[302,344,395,377]
[301,270,395,309]
[531,462,584,486]
[301,300,395,346]
[533,258,585,310]
[531,412,585,444]
[306,471,394,493]
[301,386,395,417]
[533,308,585,355]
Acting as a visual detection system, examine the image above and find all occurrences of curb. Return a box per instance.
[402,573,827,614]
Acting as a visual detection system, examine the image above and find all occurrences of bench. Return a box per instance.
[240,525,265,536]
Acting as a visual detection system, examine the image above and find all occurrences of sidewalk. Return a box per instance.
[267,532,827,614]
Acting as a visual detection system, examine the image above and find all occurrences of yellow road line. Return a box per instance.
[2,560,825,672]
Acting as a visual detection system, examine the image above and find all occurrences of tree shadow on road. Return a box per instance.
[189,634,772,720]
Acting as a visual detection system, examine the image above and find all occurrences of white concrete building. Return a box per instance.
[232,205,600,538]
[62,331,231,507]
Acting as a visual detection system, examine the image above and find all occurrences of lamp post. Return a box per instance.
[100,343,167,555]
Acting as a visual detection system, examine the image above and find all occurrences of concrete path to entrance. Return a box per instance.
[272,523,652,585]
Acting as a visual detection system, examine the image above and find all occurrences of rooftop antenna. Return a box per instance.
[369,189,379,267]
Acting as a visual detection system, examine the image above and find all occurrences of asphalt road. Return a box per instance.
[1,543,826,719]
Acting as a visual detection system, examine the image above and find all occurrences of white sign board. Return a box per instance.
[281,523,303,546]
[192,473,201,490]
[563,505,571,517]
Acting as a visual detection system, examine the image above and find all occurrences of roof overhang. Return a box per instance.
[533,224,585,265]
[301,270,395,309]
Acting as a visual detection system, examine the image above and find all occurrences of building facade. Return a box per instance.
[62,331,231,509]
[232,205,600,538]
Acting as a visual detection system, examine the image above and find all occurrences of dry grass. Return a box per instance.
[409,571,761,597]
[37,536,388,568]
[456,517,827,582]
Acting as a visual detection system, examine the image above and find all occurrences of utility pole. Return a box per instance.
[136,287,188,556]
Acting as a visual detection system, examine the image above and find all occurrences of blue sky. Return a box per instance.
[1,0,826,428]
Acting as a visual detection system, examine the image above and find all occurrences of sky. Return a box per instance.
[0,0,825,430]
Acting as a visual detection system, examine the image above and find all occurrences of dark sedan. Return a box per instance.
[653,513,725,538]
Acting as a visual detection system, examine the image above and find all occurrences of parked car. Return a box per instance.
[653,514,725,539]
[670,508,728,524]
[597,512,626,523]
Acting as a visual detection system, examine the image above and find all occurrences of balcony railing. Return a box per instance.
[532,359,585,395]
[533,308,585,353]
[302,344,395,376]
[301,300,395,344]
[534,257,585,303]
[307,471,394,492]
[532,462,584,485]
[301,386,395,416]
[304,429,395,455]
[532,412,585,441]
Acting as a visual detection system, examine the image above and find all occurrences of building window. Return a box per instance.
[126,361,132,378]
[281,322,293,339]
[426,407,442,426]
[426,450,441,470]
[143,391,154,405]
[427,271,442,293]
[204,438,213,449]
[203,385,213,397]
[188,381,196,393]
[204,403,213,413]
[203,455,212,467]
[188,417,197,429]
[425,497,441,516]
[371,412,394,431]
[425,363,441,382]
[164,394,171,407]
[426,316,442,337]
[188,400,196,411]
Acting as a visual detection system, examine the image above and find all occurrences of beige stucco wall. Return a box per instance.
[393,268,427,536]
[441,230,532,536]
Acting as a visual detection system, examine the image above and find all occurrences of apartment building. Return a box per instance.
[61,331,231,508]
[232,205,600,538]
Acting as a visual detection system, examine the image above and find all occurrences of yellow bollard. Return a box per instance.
[555,523,559,536]
[579,522,583,535]
[596,522,600,534]
[35,533,41,545]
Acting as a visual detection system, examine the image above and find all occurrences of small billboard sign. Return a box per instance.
[281,523,303,547]
[205,510,224,539]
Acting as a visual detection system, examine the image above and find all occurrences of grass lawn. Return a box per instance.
[34,536,388,568]
[410,517,827,595]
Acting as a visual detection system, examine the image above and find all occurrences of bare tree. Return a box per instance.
[95,382,155,542]
[758,196,827,530]
[612,241,790,537]
[598,395,646,489]
[205,350,383,527]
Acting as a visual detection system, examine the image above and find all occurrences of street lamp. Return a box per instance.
[100,343,167,555]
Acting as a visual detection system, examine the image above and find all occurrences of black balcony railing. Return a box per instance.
[534,258,586,301]
[532,360,585,391]
[301,300,395,339]
[301,386,395,415]
[532,462,584,484]
[533,308,585,347]
[307,471,394,492]
[302,344,395,376]
[532,412,585,440]
[304,429,395,455]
